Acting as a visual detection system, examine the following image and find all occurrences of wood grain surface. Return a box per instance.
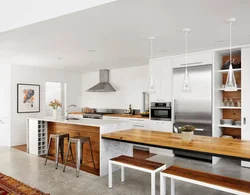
[163,166,250,193]
[104,114,149,119]
[102,129,250,160]
[47,122,100,176]
[111,155,165,170]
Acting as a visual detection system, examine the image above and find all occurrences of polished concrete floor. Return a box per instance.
[0,147,249,195]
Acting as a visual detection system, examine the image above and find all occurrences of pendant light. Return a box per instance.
[225,18,237,91]
[148,36,156,94]
[182,28,191,92]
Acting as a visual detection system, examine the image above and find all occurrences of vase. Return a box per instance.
[53,109,57,120]
[181,131,193,143]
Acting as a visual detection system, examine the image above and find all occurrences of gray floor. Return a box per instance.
[0,147,249,195]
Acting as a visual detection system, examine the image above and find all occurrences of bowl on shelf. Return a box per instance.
[220,119,234,125]
[234,121,241,126]
[221,135,234,139]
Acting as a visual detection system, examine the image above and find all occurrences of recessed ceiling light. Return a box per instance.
[119,57,126,60]
[161,50,168,53]
[216,40,224,43]
[88,50,96,53]
[58,57,64,60]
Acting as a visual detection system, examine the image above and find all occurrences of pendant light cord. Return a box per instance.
[150,39,153,59]
[185,31,188,69]
[230,21,232,63]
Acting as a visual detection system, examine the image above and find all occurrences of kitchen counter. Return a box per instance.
[104,113,149,119]
[27,117,133,176]
[102,129,250,161]
[27,117,129,128]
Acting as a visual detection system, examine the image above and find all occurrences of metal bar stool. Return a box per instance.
[63,136,96,177]
[44,133,74,169]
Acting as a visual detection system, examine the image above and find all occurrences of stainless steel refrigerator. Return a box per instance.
[173,64,212,161]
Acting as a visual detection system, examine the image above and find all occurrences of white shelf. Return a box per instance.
[219,125,241,128]
[218,88,241,91]
[218,106,241,109]
[217,68,241,73]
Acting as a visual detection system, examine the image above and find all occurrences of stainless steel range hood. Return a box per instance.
[87,69,116,92]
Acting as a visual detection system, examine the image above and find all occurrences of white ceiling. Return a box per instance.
[0,0,250,73]
[0,0,115,33]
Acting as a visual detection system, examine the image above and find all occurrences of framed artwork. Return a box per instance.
[17,83,40,113]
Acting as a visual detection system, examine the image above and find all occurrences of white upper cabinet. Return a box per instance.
[149,58,173,102]
[173,51,213,68]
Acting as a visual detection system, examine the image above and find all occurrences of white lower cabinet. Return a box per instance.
[103,116,173,156]
[148,121,174,157]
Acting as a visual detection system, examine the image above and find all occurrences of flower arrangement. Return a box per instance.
[49,99,62,110]
[179,125,195,132]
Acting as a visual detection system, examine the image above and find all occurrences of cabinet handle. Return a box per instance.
[244,117,246,125]
[180,62,203,66]
[133,125,145,128]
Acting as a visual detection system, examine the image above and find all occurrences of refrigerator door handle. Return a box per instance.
[177,127,204,131]
[173,99,176,123]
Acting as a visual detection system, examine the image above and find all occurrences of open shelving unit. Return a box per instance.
[38,121,47,155]
[214,51,242,139]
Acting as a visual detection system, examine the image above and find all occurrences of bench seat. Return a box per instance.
[160,166,250,195]
[109,155,166,195]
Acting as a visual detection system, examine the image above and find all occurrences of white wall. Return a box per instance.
[82,65,149,109]
[0,65,11,146]
[10,65,82,146]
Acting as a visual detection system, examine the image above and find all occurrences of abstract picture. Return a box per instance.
[17,84,40,113]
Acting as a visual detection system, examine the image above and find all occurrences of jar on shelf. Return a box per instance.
[229,98,234,107]
[237,100,241,107]
[223,98,229,107]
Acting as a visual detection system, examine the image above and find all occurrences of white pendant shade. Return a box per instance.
[225,63,237,91]
[149,75,156,94]
[182,28,191,92]
[183,67,191,92]
[148,37,156,94]
[225,18,237,91]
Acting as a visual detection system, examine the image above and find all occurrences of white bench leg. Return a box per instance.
[160,173,166,195]
[109,161,112,189]
[171,178,175,195]
[151,172,155,195]
[121,166,125,182]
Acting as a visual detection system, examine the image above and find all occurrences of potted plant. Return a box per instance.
[49,99,62,119]
[180,125,195,143]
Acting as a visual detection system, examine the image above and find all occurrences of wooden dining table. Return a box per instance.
[101,129,250,161]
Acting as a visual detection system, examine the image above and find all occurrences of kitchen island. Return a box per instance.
[27,117,133,176]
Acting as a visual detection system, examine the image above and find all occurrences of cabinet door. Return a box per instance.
[149,58,173,102]
[173,51,213,68]
[241,47,250,167]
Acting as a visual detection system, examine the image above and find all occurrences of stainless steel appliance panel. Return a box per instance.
[173,65,212,161]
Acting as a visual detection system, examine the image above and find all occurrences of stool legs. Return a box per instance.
[63,140,71,172]
[88,139,96,170]
[55,136,60,169]
[59,137,64,161]
[76,141,81,177]
[44,136,52,165]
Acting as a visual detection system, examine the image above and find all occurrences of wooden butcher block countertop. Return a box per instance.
[104,114,149,119]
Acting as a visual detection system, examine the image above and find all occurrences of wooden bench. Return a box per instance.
[160,166,250,195]
[109,155,166,195]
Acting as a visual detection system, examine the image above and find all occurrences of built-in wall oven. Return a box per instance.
[150,102,171,121]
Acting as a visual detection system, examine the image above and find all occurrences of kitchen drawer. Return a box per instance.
[173,51,213,68]
[103,116,121,120]
[149,121,173,132]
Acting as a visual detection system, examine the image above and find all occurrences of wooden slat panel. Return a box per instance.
[163,166,250,193]
[111,155,164,170]
[102,129,250,160]
[47,122,100,176]
[222,128,241,139]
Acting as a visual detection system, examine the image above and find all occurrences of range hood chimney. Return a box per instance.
[87,69,116,92]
